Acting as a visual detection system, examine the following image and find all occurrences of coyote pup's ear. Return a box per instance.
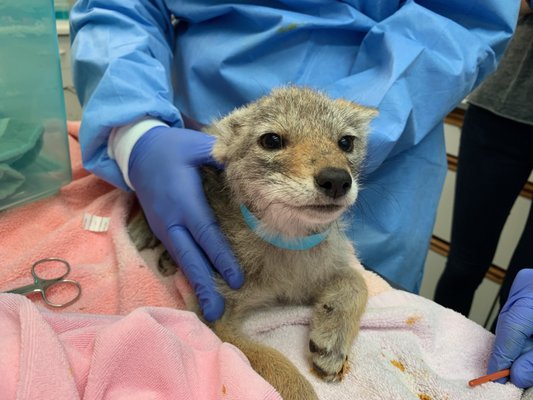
[208,107,250,164]
[335,99,378,135]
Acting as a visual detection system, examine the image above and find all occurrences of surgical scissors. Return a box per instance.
[5,258,81,308]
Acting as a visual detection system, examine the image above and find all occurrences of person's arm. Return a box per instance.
[70,0,181,189]
[70,1,243,321]
[488,269,533,389]
[326,0,518,175]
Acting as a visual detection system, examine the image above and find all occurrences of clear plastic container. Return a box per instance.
[0,0,72,211]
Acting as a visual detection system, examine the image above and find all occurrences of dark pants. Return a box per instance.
[434,104,533,326]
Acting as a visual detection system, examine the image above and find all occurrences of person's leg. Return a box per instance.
[434,105,533,316]
[502,199,533,303]
[490,201,533,332]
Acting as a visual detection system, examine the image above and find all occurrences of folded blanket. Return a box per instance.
[0,122,524,400]
[0,294,280,400]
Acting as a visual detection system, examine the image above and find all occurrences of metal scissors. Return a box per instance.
[4,258,81,308]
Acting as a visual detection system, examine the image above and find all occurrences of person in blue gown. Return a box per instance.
[70,1,516,320]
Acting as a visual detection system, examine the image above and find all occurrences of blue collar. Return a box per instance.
[239,204,330,251]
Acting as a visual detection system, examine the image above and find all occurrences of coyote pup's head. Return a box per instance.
[209,86,377,237]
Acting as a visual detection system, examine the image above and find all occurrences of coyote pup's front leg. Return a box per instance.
[309,268,368,381]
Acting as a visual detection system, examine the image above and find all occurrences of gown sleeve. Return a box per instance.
[70,0,183,189]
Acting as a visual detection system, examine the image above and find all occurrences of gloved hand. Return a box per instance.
[488,268,533,388]
[128,126,244,322]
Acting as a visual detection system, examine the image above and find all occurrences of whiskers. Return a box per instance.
[351,180,400,231]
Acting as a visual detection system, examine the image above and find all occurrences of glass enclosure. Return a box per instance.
[0,0,71,211]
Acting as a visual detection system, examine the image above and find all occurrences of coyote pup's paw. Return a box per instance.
[128,211,160,251]
[158,250,177,276]
[308,336,350,382]
[308,304,353,382]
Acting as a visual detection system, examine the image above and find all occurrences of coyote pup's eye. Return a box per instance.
[338,136,355,152]
[259,133,284,150]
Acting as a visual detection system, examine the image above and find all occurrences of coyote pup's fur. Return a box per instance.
[129,87,377,400]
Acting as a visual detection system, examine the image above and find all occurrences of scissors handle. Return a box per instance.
[32,258,71,280]
[5,279,82,308]
[41,279,82,308]
[4,258,82,308]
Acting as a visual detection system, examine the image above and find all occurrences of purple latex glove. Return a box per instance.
[488,268,533,388]
[128,126,244,322]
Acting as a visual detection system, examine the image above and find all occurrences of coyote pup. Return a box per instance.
[129,87,376,400]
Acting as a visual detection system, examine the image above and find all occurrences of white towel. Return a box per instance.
[243,289,523,400]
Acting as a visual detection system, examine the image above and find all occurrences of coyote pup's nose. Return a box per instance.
[315,168,352,199]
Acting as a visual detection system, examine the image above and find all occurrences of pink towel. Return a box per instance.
[0,294,280,400]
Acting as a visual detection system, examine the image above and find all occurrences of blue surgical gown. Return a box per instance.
[69,0,518,292]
